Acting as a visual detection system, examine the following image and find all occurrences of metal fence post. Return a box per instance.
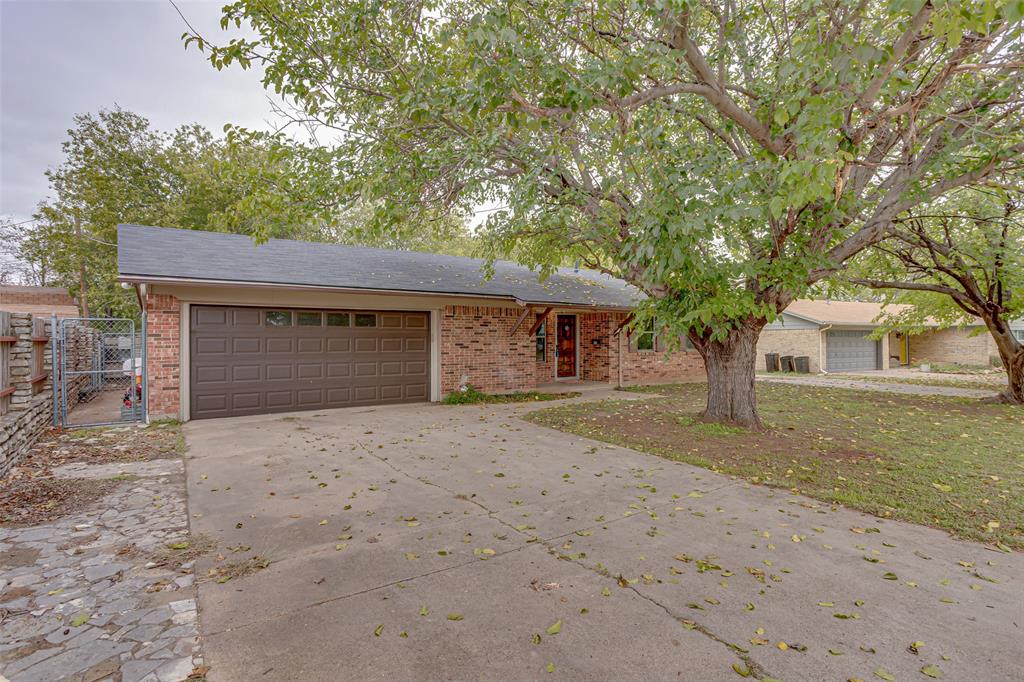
[51,313,59,427]
[141,310,148,424]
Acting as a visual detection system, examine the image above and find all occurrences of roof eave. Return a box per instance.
[118,274,636,311]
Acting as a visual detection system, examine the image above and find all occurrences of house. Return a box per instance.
[0,285,80,318]
[117,225,704,421]
[757,299,1024,373]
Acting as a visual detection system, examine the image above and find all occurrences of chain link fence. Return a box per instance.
[58,318,144,427]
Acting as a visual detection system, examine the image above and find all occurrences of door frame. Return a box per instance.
[554,313,580,381]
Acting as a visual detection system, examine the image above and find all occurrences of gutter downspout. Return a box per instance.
[819,324,832,374]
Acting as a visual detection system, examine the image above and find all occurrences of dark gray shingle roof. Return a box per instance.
[117,224,641,308]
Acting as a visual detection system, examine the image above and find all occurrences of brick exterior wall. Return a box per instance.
[440,307,705,396]
[440,305,539,393]
[145,294,181,419]
[0,286,75,307]
[609,312,706,385]
[910,327,998,367]
[149,298,709,414]
[757,329,823,373]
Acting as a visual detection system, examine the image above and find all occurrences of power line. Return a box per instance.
[2,217,38,228]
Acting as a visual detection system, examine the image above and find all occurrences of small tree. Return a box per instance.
[193,1,1024,426]
[851,185,1024,403]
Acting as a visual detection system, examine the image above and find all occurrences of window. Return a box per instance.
[355,313,377,327]
[633,319,657,352]
[326,313,350,327]
[297,312,322,326]
[682,335,696,351]
[1015,328,1024,342]
[535,318,547,362]
[265,310,292,326]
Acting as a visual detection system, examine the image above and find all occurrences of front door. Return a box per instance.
[556,314,577,378]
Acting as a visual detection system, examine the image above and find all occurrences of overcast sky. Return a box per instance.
[0,0,279,224]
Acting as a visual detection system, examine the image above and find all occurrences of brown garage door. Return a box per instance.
[189,306,429,419]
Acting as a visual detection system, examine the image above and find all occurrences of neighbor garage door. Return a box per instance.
[189,306,429,419]
[825,330,879,371]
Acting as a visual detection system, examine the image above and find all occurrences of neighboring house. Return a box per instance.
[0,285,80,319]
[758,299,1024,373]
[117,225,704,421]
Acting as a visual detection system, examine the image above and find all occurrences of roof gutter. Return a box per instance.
[117,274,636,312]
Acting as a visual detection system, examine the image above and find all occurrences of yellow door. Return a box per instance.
[899,335,908,365]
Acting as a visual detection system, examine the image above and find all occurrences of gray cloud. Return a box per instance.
[0,0,278,222]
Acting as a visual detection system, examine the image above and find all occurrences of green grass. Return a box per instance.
[443,385,581,405]
[836,374,1006,392]
[525,382,1024,550]
[923,362,995,374]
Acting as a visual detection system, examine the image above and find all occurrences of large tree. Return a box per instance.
[851,184,1024,403]
[20,108,478,317]
[193,0,1024,426]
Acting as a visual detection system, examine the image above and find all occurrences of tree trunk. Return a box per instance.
[698,320,765,429]
[986,319,1024,404]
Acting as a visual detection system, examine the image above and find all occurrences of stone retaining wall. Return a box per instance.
[0,312,54,476]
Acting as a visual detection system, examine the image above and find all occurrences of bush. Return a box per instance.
[442,385,491,405]
[442,384,580,405]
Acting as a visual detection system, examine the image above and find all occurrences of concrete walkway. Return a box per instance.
[184,394,1023,682]
[757,373,1000,398]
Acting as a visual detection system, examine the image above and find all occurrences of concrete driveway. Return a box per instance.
[184,394,1023,682]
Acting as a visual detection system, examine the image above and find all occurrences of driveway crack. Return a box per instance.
[359,440,770,679]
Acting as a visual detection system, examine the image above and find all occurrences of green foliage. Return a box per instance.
[848,184,1024,357]
[190,0,1024,345]
[442,384,578,404]
[20,108,480,318]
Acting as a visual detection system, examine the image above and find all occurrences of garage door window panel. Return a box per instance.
[265,310,292,326]
[327,313,350,327]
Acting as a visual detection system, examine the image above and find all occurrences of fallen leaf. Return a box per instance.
[546,620,563,635]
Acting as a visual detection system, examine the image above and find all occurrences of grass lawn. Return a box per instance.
[839,374,1006,392]
[524,382,1024,550]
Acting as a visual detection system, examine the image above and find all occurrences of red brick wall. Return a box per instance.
[145,293,181,419]
[440,307,705,396]
[441,305,538,393]
[609,312,706,385]
[0,286,75,307]
[580,312,613,381]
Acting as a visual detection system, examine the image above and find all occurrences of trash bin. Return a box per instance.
[764,353,779,372]
[794,356,810,373]
[780,355,795,372]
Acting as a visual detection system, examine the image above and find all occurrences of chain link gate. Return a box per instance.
[56,317,146,427]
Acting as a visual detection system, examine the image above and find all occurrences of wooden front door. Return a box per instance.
[556,314,577,378]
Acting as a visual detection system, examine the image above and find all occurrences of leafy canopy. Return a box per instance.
[851,183,1024,332]
[193,0,1024,343]
[21,108,478,317]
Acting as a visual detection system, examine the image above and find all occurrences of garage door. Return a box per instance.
[826,330,879,371]
[189,306,429,419]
